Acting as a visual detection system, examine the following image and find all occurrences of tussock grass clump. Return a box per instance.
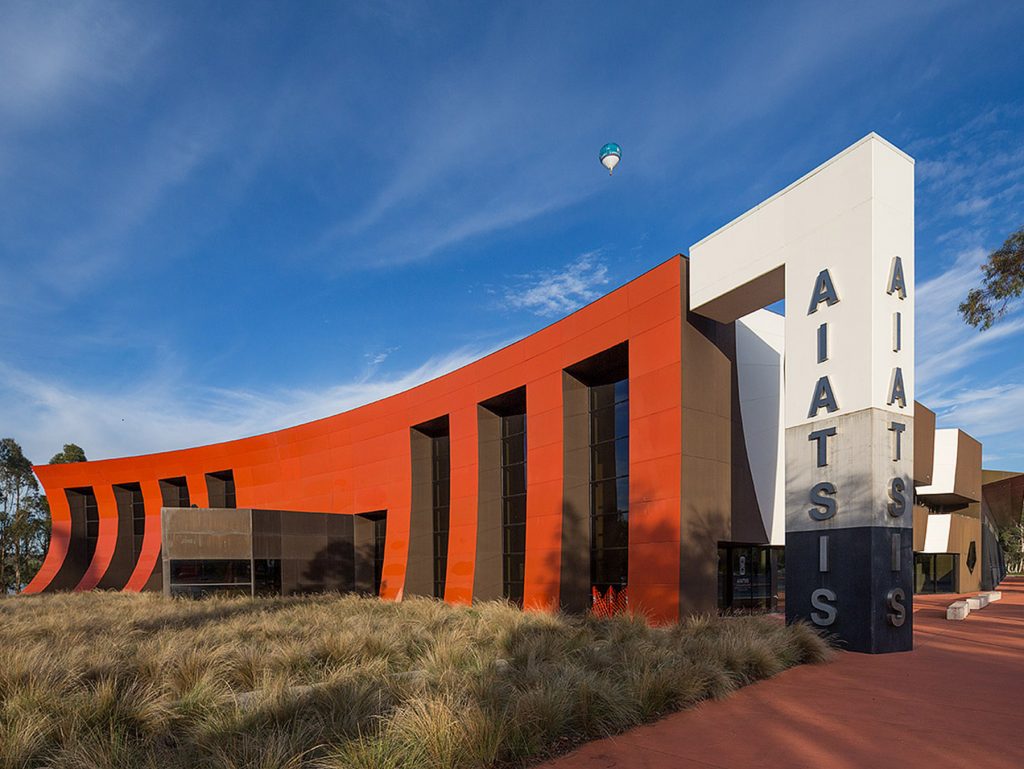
[0,592,831,768]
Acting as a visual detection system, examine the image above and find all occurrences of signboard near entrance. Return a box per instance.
[690,134,915,653]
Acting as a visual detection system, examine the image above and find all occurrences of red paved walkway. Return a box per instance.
[542,578,1024,769]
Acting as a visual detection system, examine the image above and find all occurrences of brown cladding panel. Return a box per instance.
[679,259,739,616]
[252,509,282,559]
[914,402,936,487]
[96,483,141,590]
[353,514,377,594]
[279,511,355,595]
[205,470,236,509]
[560,370,591,613]
[720,319,766,545]
[473,405,504,601]
[912,505,929,551]
[948,513,982,593]
[954,431,983,504]
[405,427,436,597]
[161,507,253,562]
[49,488,92,591]
[981,471,1024,529]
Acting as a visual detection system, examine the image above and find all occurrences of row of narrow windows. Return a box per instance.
[67,470,237,563]
[65,349,633,605]
[419,357,630,605]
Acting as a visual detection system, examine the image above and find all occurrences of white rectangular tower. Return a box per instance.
[690,134,915,653]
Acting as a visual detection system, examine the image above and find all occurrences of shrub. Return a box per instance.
[0,593,831,768]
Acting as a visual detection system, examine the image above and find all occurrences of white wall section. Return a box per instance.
[736,309,785,546]
[922,513,952,553]
[917,429,961,497]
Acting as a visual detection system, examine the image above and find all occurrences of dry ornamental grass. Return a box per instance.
[0,592,831,769]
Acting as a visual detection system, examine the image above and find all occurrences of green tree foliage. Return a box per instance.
[960,225,1024,329]
[0,438,50,593]
[49,443,87,464]
[1000,521,1024,575]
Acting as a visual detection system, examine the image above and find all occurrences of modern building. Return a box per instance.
[23,135,1011,640]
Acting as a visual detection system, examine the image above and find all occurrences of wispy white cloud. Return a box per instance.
[916,245,1024,389]
[0,2,158,125]
[910,106,1024,467]
[929,381,1024,446]
[364,347,400,366]
[502,251,610,317]
[0,345,495,465]
[952,196,992,216]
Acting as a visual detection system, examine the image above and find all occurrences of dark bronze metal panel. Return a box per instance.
[913,402,936,486]
[559,370,592,612]
[49,488,92,591]
[405,419,447,597]
[473,404,504,601]
[353,513,378,594]
[680,258,738,616]
[96,483,142,589]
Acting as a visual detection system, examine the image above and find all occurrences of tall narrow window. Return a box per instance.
[115,482,146,559]
[76,488,100,564]
[590,377,629,594]
[205,470,236,509]
[159,477,190,508]
[432,435,450,599]
[373,516,387,595]
[501,412,527,605]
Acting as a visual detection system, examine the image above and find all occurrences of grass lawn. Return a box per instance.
[0,593,830,769]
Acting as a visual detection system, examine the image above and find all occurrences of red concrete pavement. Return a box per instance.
[542,578,1024,769]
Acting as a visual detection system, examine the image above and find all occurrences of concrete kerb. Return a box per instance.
[946,600,970,620]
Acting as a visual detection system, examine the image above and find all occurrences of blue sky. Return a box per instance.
[2,1,1024,470]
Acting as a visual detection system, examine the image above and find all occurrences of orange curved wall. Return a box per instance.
[24,257,686,622]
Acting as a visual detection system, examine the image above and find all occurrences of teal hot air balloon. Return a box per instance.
[599,143,621,175]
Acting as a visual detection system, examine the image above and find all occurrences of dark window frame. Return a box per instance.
[501,412,527,605]
[914,552,959,594]
[589,377,629,594]
[205,470,236,509]
[717,543,785,612]
[159,477,191,508]
[431,435,450,599]
[68,487,100,565]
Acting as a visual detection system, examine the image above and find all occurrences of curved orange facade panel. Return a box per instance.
[24,257,688,622]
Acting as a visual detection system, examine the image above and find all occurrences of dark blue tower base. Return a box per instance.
[786,526,914,654]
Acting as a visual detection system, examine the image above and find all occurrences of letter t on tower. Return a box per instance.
[688,134,915,653]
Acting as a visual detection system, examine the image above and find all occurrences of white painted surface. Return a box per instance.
[689,133,915,429]
[922,513,952,553]
[916,428,961,497]
[736,309,785,546]
[946,601,969,620]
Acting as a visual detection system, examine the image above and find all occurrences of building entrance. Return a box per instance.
[717,544,784,612]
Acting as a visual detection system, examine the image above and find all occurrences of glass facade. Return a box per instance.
[501,412,527,605]
[168,558,282,597]
[254,559,281,596]
[169,559,252,597]
[589,378,629,593]
[432,435,450,599]
[717,544,785,612]
[914,552,958,594]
